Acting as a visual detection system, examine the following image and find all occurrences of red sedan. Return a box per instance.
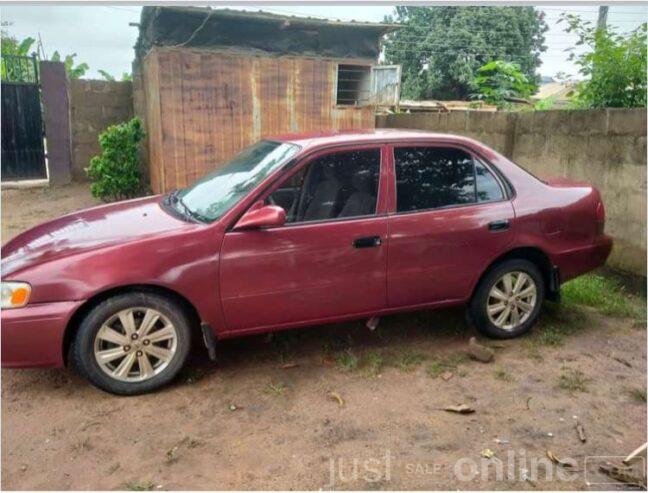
[1,130,612,394]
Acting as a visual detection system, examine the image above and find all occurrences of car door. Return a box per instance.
[219,145,390,334]
[386,143,516,308]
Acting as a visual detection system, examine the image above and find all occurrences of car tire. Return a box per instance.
[72,292,192,395]
[469,259,545,339]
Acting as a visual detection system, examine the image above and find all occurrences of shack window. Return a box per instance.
[336,64,371,106]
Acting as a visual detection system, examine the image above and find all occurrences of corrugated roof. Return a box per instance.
[135,6,399,60]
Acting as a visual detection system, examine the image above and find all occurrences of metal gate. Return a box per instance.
[1,55,47,180]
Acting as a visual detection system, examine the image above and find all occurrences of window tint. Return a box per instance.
[475,161,504,202]
[394,147,475,212]
[267,149,381,223]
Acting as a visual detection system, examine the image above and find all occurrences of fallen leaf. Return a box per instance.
[443,404,475,414]
[280,362,298,369]
[547,450,577,468]
[440,371,454,381]
[481,448,495,459]
[328,391,344,407]
[575,422,587,443]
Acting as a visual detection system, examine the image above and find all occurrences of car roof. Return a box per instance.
[268,128,483,150]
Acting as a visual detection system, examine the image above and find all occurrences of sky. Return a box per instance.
[1,4,646,82]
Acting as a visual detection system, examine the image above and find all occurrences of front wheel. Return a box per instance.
[469,259,545,339]
[72,292,192,395]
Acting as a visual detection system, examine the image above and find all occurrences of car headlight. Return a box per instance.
[1,282,31,309]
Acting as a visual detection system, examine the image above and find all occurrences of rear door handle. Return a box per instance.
[488,219,510,232]
[353,236,382,248]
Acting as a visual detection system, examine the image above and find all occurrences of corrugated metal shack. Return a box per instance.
[135,7,399,193]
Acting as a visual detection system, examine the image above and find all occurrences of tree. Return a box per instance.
[1,31,35,56]
[382,6,548,100]
[472,60,534,106]
[50,50,89,79]
[99,70,133,82]
[560,14,646,108]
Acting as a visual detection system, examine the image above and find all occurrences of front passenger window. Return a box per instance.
[267,149,381,223]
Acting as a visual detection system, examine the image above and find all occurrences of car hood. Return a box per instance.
[2,196,191,277]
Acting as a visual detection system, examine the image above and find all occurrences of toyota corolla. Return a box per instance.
[1,130,612,394]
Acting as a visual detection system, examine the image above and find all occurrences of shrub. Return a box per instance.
[86,118,145,202]
[561,15,646,108]
[471,60,535,107]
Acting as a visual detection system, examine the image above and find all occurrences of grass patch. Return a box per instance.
[359,350,384,378]
[530,302,588,348]
[264,382,286,395]
[557,367,589,394]
[335,349,359,372]
[493,367,514,382]
[390,351,425,372]
[626,387,647,403]
[125,481,155,491]
[426,353,468,378]
[562,274,639,318]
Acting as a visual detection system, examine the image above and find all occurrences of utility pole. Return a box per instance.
[597,6,609,31]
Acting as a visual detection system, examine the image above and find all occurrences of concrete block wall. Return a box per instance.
[69,79,133,181]
[376,109,647,275]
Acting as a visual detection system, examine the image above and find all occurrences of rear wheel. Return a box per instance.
[72,292,191,395]
[469,259,545,339]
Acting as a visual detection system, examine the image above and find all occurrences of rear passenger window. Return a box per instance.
[394,147,475,212]
[475,160,504,202]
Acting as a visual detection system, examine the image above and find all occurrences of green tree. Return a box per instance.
[472,60,534,107]
[99,70,132,82]
[382,6,548,100]
[51,50,89,79]
[98,69,115,81]
[561,14,646,108]
[1,31,35,56]
[86,118,145,202]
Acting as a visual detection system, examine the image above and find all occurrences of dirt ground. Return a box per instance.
[1,184,646,491]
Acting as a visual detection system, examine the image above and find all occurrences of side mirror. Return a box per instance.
[233,204,286,231]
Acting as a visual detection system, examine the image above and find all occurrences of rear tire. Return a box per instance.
[72,292,191,395]
[469,259,545,339]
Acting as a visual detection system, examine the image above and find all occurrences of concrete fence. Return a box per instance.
[377,109,647,275]
[69,79,133,181]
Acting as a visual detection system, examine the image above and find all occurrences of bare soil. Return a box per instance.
[1,184,646,491]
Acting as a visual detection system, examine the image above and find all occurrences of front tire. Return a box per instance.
[72,292,192,395]
[469,259,545,339]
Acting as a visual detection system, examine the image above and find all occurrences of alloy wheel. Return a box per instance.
[487,271,538,331]
[93,307,178,382]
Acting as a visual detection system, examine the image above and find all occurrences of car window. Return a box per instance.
[394,147,476,212]
[177,141,299,222]
[267,149,381,223]
[475,160,504,202]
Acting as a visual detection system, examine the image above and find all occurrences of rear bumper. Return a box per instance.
[555,235,613,282]
[1,301,81,368]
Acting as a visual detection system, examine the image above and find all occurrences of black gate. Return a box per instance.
[1,55,47,180]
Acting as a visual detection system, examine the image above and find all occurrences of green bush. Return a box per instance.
[86,118,145,202]
[471,60,535,107]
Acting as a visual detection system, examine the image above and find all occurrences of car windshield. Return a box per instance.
[174,141,300,222]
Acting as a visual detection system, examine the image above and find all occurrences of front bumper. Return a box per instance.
[1,301,82,368]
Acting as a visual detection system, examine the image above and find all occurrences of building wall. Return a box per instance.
[69,79,133,181]
[143,47,376,193]
[376,109,647,275]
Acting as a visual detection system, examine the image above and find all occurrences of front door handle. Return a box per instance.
[488,219,510,232]
[353,236,382,248]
